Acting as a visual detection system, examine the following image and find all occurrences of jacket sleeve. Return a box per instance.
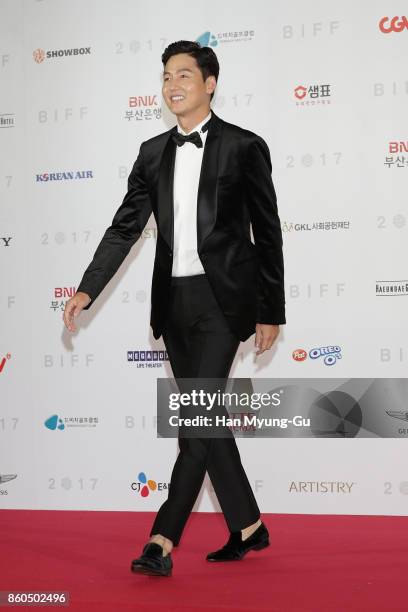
[243,134,286,325]
[76,141,152,309]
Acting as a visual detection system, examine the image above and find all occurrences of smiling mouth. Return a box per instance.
[170,96,185,102]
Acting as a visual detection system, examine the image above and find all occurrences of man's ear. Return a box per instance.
[206,75,217,96]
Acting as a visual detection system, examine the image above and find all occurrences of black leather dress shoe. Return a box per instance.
[206,522,270,562]
[131,542,173,576]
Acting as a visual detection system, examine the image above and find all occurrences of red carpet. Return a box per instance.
[1,510,407,611]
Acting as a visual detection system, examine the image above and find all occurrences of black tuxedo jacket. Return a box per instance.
[77,110,286,342]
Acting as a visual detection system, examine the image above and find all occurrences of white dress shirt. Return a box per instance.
[171,110,212,277]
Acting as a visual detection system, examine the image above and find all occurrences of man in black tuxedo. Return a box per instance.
[63,40,285,577]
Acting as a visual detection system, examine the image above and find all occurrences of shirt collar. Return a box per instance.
[177,110,212,136]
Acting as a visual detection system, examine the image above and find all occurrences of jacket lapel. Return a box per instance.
[156,128,177,252]
[156,111,223,253]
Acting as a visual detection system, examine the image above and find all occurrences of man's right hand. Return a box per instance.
[63,292,91,332]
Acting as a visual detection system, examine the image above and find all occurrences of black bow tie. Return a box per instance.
[171,115,212,148]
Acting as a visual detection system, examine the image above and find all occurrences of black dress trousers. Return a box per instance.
[149,273,261,546]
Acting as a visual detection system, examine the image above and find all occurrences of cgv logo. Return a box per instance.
[0,353,11,373]
[379,16,408,34]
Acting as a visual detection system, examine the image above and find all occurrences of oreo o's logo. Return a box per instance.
[309,346,342,366]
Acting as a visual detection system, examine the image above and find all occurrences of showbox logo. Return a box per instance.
[292,346,342,366]
[33,47,91,63]
[36,170,93,182]
[44,414,99,431]
[131,471,169,497]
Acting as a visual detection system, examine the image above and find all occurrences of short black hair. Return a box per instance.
[162,40,219,101]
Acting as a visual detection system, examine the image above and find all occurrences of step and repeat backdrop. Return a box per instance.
[1,0,407,517]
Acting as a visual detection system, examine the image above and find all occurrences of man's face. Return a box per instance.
[162,52,216,117]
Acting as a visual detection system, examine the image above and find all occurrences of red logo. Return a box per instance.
[0,353,11,373]
[294,85,307,100]
[129,95,158,107]
[388,141,408,153]
[379,16,408,33]
[292,349,307,362]
[33,48,45,63]
[54,287,76,298]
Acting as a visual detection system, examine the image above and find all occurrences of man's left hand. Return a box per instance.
[254,323,280,356]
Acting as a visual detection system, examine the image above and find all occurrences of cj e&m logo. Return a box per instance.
[33,47,91,63]
[292,346,342,366]
[131,471,169,497]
